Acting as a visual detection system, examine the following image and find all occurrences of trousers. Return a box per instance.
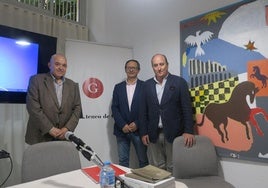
[116,133,148,168]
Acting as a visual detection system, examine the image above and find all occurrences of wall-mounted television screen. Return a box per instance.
[0,25,57,103]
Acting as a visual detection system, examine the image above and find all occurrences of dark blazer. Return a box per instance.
[111,79,144,137]
[139,74,194,143]
[25,73,82,145]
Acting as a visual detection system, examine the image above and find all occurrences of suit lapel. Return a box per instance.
[122,82,130,112]
[150,79,159,105]
[44,74,60,108]
[131,80,141,111]
[61,81,69,109]
[161,75,173,105]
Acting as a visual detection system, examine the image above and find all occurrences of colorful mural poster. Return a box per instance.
[180,0,268,162]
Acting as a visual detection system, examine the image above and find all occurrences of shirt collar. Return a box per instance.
[126,78,138,85]
[154,73,169,84]
[50,73,65,83]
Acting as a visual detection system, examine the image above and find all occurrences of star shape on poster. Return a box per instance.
[201,11,226,25]
[244,40,257,51]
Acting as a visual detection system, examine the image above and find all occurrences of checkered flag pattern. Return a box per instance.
[190,77,239,115]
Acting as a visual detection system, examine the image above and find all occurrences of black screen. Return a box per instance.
[0,25,57,103]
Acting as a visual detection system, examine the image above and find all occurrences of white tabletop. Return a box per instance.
[7,166,188,188]
[8,170,95,188]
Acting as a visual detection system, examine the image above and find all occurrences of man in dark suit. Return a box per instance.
[25,53,82,145]
[112,59,148,168]
[139,54,195,172]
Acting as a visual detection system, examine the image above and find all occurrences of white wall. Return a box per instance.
[87,0,245,79]
[86,1,268,188]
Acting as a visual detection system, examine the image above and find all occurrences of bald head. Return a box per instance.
[48,53,67,80]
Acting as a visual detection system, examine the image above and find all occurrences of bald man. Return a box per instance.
[25,53,82,145]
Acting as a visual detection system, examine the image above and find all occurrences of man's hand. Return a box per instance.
[129,122,137,132]
[49,127,68,140]
[183,133,195,148]
[57,127,69,139]
[49,127,61,138]
[142,135,150,146]
[122,124,131,133]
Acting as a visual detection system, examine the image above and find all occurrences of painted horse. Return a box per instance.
[196,81,260,143]
[250,66,268,88]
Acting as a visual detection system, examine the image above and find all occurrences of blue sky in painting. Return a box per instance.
[182,38,265,80]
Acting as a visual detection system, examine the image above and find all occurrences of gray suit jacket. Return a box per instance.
[25,73,82,145]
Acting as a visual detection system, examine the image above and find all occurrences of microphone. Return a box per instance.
[65,131,104,167]
[0,150,10,159]
[65,131,93,152]
[78,147,104,167]
[65,132,129,187]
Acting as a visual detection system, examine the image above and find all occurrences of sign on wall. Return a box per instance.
[65,40,133,167]
[180,0,268,162]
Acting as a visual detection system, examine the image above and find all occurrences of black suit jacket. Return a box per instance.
[111,79,144,137]
[139,74,194,143]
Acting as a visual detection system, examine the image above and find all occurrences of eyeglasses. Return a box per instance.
[125,67,138,71]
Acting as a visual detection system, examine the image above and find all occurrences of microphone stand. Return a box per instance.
[115,175,130,188]
[74,145,130,188]
[76,146,91,162]
[75,145,103,167]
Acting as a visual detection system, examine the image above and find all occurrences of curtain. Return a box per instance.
[0,2,89,186]
[0,2,89,53]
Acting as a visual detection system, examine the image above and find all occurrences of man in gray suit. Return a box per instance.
[25,54,82,145]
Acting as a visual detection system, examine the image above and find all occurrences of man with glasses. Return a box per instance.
[111,59,148,168]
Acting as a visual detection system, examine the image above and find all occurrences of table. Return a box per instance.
[7,167,188,188]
